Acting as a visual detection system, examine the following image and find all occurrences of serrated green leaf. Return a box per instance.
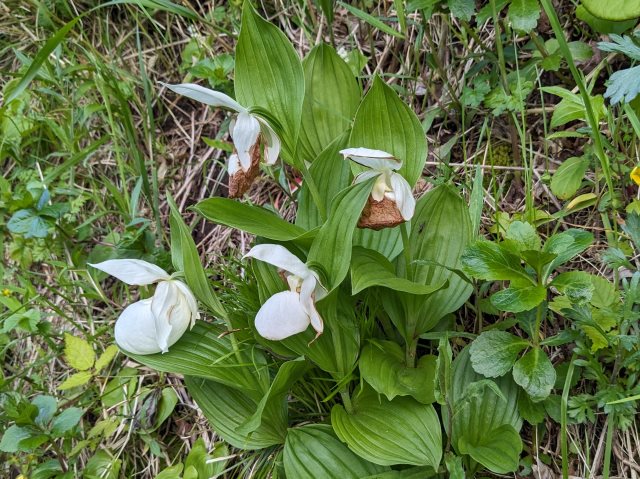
[284,425,389,478]
[51,407,84,436]
[94,345,119,371]
[447,0,475,20]
[58,371,93,390]
[512,348,556,401]
[469,331,529,378]
[503,221,541,252]
[458,424,522,473]
[461,240,533,283]
[550,156,590,200]
[490,284,547,313]
[542,229,593,278]
[508,0,540,32]
[64,333,95,371]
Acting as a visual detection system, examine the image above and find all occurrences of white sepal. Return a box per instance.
[389,173,415,220]
[340,147,402,171]
[88,259,170,285]
[244,244,310,279]
[260,120,281,165]
[162,83,244,112]
[173,280,201,327]
[255,291,311,340]
[227,153,242,175]
[299,276,323,335]
[114,299,162,355]
[232,111,261,171]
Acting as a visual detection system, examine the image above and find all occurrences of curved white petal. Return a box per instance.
[227,153,242,175]
[353,170,382,185]
[231,111,261,171]
[162,83,244,112]
[173,280,200,327]
[88,259,170,285]
[389,172,415,220]
[151,281,178,352]
[259,119,281,165]
[372,174,389,202]
[114,299,162,355]
[299,277,323,335]
[341,147,402,171]
[255,291,310,340]
[244,244,310,279]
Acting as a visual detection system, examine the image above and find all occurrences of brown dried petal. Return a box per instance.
[357,196,404,230]
[228,140,262,198]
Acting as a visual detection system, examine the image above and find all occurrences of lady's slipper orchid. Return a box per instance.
[89,259,199,355]
[244,244,327,341]
[162,83,280,197]
[341,147,415,230]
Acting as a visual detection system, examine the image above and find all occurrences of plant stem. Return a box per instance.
[299,161,328,222]
[405,336,418,368]
[533,300,545,347]
[340,388,354,414]
[400,222,413,277]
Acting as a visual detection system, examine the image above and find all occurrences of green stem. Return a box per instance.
[405,336,418,368]
[400,221,413,277]
[299,161,327,222]
[340,388,354,414]
[533,300,545,347]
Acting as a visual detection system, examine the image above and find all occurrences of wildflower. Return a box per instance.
[88,259,199,355]
[2,288,10,297]
[162,83,280,197]
[631,166,640,186]
[244,244,326,340]
[340,147,415,230]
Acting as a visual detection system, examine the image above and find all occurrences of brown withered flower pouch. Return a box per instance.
[357,196,404,230]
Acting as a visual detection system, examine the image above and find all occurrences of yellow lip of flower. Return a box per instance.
[631,166,640,186]
[1,288,10,297]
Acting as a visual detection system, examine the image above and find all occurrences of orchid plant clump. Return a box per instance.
[87,4,609,477]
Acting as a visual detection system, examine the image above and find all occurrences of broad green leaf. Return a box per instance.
[447,0,475,20]
[307,179,375,291]
[299,44,361,161]
[185,376,285,449]
[582,0,640,21]
[0,425,32,453]
[542,86,606,127]
[184,438,227,479]
[58,371,93,390]
[235,3,304,159]
[51,407,84,436]
[350,76,426,187]
[576,5,638,34]
[469,331,529,378]
[32,396,57,427]
[195,197,307,242]
[550,156,590,200]
[461,240,532,283]
[512,348,556,401]
[94,345,119,371]
[362,467,437,479]
[542,229,594,278]
[550,271,595,304]
[284,424,389,478]
[128,322,269,400]
[503,221,541,252]
[508,0,540,32]
[84,450,121,479]
[169,195,226,318]
[332,387,442,467]
[156,465,183,479]
[490,284,547,313]
[351,247,447,295]
[458,424,522,473]
[7,209,50,238]
[444,452,465,479]
[64,333,95,371]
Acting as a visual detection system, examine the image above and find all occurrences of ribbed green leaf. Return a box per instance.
[299,44,361,162]
[458,424,522,474]
[512,347,556,402]
[194,198,307,241]
[284,425,388,478]
[332,387,442,467]
[582,0,640,21]
[128,322,268,400]
[235,3,304,159]
[185,376,285,449]
[351,247,447,295]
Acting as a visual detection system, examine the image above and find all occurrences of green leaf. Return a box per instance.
[350,76,426,187]
[307,179,375,291]
[58,371,93,390]
[235,3,304,159]
[447,0,475,20]
[469,331,529,378]
[156,465,183,479]
[512,348,556,401]
[185,376,285,449]
[508,0,540,32]
[94,345,119,371]
[582,0,640,21]
[503,221,541,252]
[338,2,404,38]
[360,340,437,404]
[0,425,32,453]
[444,452,465,479]
[461,240,532,283]
[127,322,268,399]
[184,438,227,479]
[32,396,57,427]
[64,333,95,371]
[51,407,84,436]
[299,44,361,161]
[603,65,640,105]
[168,195,226,317]
[458,424,522,473]
[195,197,307,241]
[542,229,593,278]
[7,209,50,238]
[490,284,547,313]
[84,450,121,479]
[351,247,447,295]
[576,5,638,34]
[550,156,590,200]
[332,387,442,467]
[542,86,606,127]
[284,424,389,478]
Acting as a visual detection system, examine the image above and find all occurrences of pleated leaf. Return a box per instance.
[458,424,522,474]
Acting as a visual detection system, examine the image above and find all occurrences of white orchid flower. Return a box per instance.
[162,83,280,197]
[340,147,416,222]
[89,259,199,355]
[244,244,327,341]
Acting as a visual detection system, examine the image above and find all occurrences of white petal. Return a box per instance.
[227,153,242,175]
[88,259,170,285]
[244,244,310,279]
[255,291,310,340]
[114,299,162,355]
[259,120,281,165]
[372,174,389,202]
[151,281,191,353]
[341,147,402,171]
[299,276,323,335]
[231,111,261,171]
[353,170,382,185]
[173,280,200,327]
[389,173,415,221]
[161,83,244,112]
